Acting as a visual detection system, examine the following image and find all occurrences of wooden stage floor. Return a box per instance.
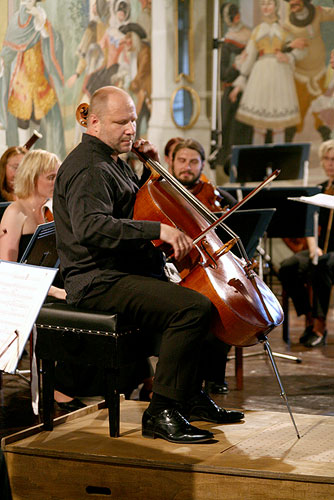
[2,400,334,500]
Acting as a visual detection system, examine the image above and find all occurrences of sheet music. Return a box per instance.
[0,261,57,373]
[288,193,334,210]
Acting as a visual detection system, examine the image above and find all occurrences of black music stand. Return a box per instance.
[229,143,310,184]
[222,186,321,239]
[20,221,58,268]
[15,222,58,383]
[215,208,276,260]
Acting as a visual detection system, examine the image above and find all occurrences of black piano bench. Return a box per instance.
[35,302,148,437]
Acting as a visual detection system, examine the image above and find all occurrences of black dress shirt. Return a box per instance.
[53,134,163,305]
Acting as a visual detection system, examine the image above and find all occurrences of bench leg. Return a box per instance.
[41,359,55,431]
[105,368,120,437]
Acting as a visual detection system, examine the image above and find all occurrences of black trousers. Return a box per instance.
[279,250,333,321]
[78,274,213,402]
[312,252,334,320]
[279,250,312,316]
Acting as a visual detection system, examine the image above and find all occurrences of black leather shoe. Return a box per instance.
[303,330,327,348]
[299,325,314,344]
[186,391,244,424]
[55,398,86,411]
[142,408,214,443]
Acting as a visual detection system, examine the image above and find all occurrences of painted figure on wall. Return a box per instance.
[0,0,66,159]
[81,0,130,98]
[220,2,252,164]
[229,0,305,145]
[119,22,151,138]
[283,0,334,142]
[66,0,110,98]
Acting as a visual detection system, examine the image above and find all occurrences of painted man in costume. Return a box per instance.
[283,0,334,142]
[0,0,65,159]
[220,2,252,163]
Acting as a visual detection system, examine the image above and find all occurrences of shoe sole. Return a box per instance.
[189,415,243,424]
[142,429,213,443]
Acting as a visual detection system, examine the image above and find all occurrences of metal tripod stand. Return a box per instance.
[255,333,300,439]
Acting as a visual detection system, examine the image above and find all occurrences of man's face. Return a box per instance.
[94,94,137,157]
[172,148,203,188]
[288,0,305,13]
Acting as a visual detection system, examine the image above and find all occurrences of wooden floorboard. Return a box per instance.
[2,401,334,500]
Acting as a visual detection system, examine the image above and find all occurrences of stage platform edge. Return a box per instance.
[2,400,334,500]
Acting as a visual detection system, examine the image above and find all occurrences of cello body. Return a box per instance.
[134,176,283,347]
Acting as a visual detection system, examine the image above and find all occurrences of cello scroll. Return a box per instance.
[76,103,89,128]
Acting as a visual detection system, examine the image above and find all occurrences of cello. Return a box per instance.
[76,103,283,348]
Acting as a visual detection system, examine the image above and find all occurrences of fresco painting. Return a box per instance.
[0,0,152,159]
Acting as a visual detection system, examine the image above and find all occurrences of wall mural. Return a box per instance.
[0,0,333,166]
[0,0,152,160]
[218,0,334,172]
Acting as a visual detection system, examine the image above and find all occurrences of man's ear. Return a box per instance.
[89,113,100,132]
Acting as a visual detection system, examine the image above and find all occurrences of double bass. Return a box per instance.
[76,103,283,348]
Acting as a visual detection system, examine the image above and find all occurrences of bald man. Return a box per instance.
[53,86,244,444]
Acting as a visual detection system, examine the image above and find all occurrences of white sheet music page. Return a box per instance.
[288,193,334,210]
[0,261,57,373]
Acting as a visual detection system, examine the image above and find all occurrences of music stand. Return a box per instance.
[229,143,310,184]
[221,186,321,239]
[20,221,58,268]
[16,221,58,383]
[215,208,275,260]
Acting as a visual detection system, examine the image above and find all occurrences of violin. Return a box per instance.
[189,180,229,212]
[76,103,283,347]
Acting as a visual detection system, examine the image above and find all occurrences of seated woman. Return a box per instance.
[0,146,26,202]
[0,149,63,279]
[279,139,334,347]
[0,149,81,408]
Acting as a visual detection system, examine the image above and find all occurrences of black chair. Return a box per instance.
[35,303,156,437]
[18,221,157,437]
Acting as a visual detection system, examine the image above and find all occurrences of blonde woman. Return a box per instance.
[0,149,65,300]
[0,149,85,409]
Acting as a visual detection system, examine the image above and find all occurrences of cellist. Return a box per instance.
[53,85,244,445]
[169,138,236,394]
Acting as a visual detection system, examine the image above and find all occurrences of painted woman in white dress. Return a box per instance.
[230,0,305,145]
